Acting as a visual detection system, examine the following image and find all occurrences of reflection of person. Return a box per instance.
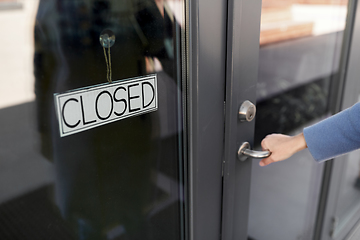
[34,0,182,239]
[260,102,360,166]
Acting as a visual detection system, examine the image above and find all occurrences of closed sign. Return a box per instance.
[54,74,158,137]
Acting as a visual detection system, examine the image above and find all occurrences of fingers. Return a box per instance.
[259,133,300,166]
[261,134,275,151]
[260,137,272,166]
[261,138,268,151]
[259,157,274,167]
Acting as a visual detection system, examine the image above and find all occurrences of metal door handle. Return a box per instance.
[238,142,271,161]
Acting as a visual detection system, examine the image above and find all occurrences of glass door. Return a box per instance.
[222,0,354,239]
[249,0,352,240]
[0,0,189,239]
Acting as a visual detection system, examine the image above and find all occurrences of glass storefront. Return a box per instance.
[0,0,186,239]
[1,0,360,239]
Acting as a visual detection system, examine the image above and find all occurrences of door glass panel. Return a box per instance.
[334,149,360,232]
[248,0,348,239]
[0,0,186,239]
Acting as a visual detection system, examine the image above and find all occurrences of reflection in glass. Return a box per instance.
[255,0,348,142]
[0,0,186,239]
[249,0,348,239]
[335,150,360,232]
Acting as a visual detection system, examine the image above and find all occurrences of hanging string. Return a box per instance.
[103,46,112,83]
[108,46,112,81]
[99,29,115,83]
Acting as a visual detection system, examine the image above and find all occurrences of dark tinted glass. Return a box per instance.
[0,0,186,239]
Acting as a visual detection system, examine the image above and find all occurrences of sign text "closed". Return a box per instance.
[54,75,158,137]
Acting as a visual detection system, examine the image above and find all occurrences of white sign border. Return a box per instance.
[54,74,158,137]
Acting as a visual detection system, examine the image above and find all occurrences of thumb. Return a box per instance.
[259,157,274,167]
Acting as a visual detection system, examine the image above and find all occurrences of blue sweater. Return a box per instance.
[303,102,360,162]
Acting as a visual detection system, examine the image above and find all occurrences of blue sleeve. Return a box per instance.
[303,102,360,162]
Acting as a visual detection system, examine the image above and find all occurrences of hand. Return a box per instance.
[259,133,307,167]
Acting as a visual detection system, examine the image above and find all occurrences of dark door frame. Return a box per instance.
[186,0,227,239]
[221,0,262,239]
[186,0,360,239]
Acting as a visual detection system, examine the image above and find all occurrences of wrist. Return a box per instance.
[291,133,307,153]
